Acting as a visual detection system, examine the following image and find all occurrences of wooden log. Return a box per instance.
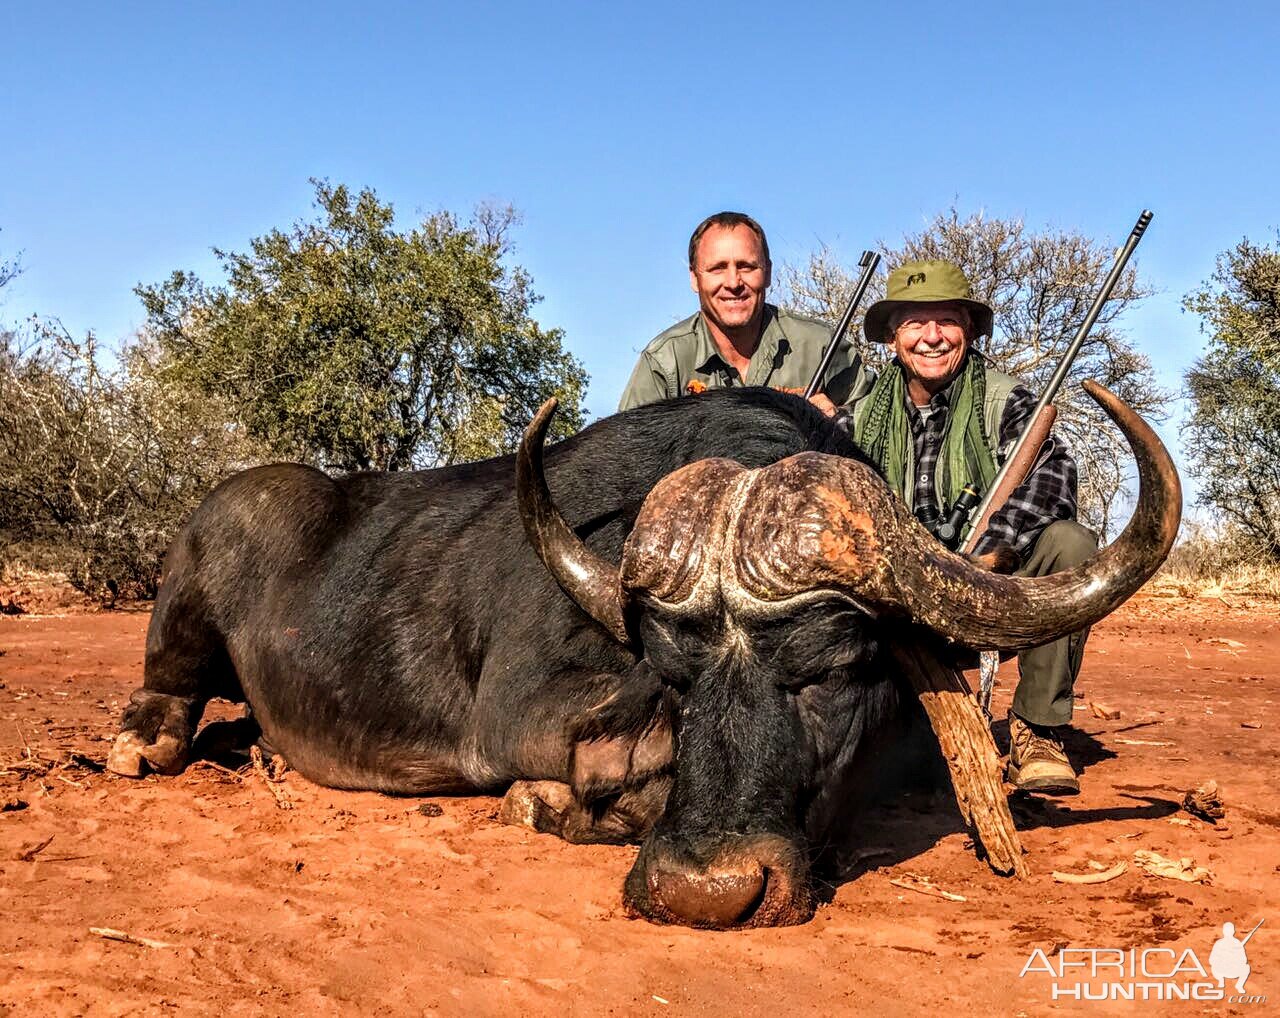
[889,636,1028,878]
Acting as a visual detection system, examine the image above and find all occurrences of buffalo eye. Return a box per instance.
[752,604,877,690]
[637,614,718,695]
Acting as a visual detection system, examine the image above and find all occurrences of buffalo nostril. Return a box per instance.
[649,862,768,928]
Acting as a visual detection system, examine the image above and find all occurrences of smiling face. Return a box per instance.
[890,302,972,401]
[689,224,771,343]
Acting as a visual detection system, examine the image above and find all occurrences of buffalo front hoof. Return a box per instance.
[106,730,189,777]
[499,780,576,835]
[107,689,199,777]
[106,731,149,777]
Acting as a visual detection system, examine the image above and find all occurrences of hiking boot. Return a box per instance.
[1007,712,1079,795]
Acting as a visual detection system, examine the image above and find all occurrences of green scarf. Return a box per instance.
[853,352,999,513]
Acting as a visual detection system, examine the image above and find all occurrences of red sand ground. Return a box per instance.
[2,594,1278,1016]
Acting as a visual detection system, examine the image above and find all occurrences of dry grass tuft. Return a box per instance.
[1150,521,1280,599]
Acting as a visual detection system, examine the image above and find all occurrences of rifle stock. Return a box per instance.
[960,404,1056,555]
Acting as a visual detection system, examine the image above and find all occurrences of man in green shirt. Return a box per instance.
[617,211,871,414]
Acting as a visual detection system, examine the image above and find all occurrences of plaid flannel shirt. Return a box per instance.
[838,379,1078,561]
[907,383,1077,559]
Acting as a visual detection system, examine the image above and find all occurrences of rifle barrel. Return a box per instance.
[803,250,881,400]
[962,210,1153,547]
[1038,210,1153,409]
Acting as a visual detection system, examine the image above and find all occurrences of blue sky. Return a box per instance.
[3,1,1278,500]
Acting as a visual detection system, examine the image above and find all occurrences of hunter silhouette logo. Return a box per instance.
[1210,919,1263,993]
[907,272,927,286]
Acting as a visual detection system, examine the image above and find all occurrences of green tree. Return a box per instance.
[782,208,1170,538]
[1184,236,1280,561]
[136,181,587,471]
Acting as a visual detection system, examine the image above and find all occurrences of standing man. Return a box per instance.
[618,211,870,414]
[840,260,1097,795]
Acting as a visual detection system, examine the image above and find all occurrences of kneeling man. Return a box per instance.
[841,260,1096,794]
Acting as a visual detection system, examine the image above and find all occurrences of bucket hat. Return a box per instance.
[863,260,994,343]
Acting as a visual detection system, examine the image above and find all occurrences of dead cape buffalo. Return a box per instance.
[108,384,1179,929]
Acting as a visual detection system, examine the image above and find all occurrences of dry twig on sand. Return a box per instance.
[187,759,246,780]
[14,835,55,861]
[889,873,967,902]
[1052,860,1128,884]
[89,927,178,949]
[250,746,293,810]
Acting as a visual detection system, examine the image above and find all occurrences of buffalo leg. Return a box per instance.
[500,776,671,845]
[497,663,673,843]
[108,571,239,777]
[499,720,674,845]
[108,690,202,776]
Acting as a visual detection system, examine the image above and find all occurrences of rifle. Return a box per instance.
[969,210,1154,716]
[961,210,1154,556]
[803,250,881,400]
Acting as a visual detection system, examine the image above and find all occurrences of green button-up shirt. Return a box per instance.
[617,304,871,412]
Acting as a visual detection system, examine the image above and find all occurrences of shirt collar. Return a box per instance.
[693,304,786,380]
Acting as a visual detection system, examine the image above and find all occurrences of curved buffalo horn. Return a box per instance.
[822,380,1181,650]
[516,399,630,644]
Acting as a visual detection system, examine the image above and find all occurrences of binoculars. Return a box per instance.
[916,483,982,551]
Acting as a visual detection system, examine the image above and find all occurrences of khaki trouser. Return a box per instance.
[1010,520,1100,728]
